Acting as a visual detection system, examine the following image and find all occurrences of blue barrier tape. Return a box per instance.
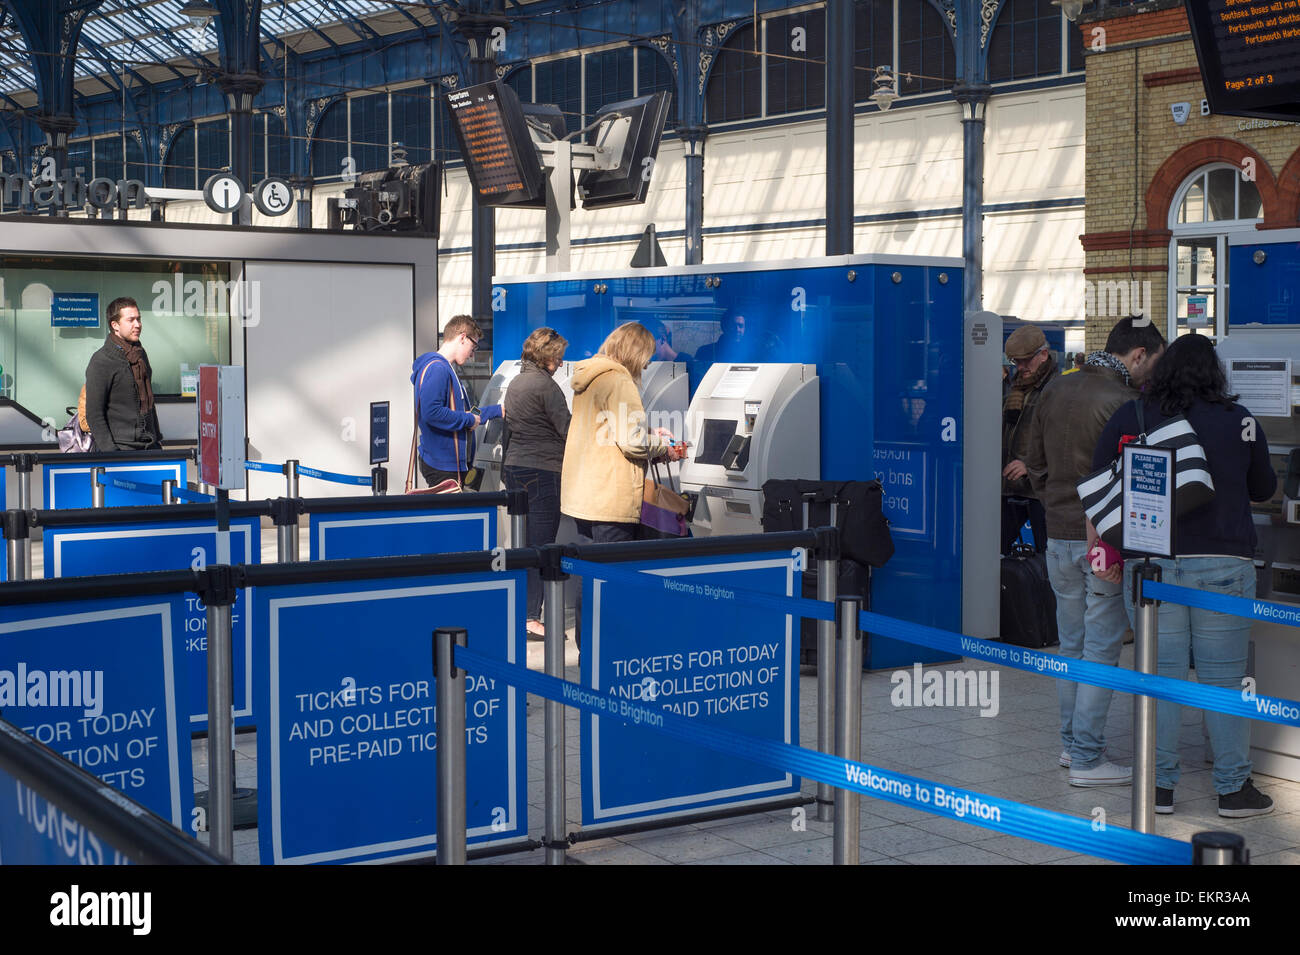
[172,486,215,503]
[108,477,161,497]
[244,461,283,474]
[1145,579,1300,629]
[858,608,1300,728]
[295,465,372,487]
[454,645,1192,865]
[560,556,835,623]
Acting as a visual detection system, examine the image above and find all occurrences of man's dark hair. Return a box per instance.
[1104,316,1165,357]
[442,313,482,344]
[1147,332,1237,416]
[106,296,139,328]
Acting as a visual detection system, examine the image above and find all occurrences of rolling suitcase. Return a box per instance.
[999,540,1058,648]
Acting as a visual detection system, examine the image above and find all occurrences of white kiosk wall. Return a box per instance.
[244,261,415,500]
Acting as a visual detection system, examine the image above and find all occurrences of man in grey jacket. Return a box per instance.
[1023,316,1164,786]
[84,297,163,451]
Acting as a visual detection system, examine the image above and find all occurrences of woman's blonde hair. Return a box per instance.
[522,326,568,367]
[597,322,655,381]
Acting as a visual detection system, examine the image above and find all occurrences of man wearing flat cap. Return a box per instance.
[1000,324,1056,555]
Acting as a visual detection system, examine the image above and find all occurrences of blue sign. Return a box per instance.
[43,459,187,509]
[0,594,194,830]
[579,552,801,828]
[44,517,261,732]
[872,443,928,538]
[252,570,527,864]
[370,401,390,466]
[51,293,100,328]
[308,506,497,560]
[0,764,135,865]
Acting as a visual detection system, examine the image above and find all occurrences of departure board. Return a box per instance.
[1186,0,1300,120]
[444,80,545,206]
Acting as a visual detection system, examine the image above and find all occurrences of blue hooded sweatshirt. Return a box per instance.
[410,352,501,472]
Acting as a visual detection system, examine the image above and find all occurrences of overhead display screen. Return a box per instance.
[444,80,545,206]
[1185,0,1300,120]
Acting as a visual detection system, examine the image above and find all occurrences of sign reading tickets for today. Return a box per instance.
[580,552,801,828]
[1123,445,1175,558]
[252,570,527,864]
[0,594,194,831]
[43,516,261,731]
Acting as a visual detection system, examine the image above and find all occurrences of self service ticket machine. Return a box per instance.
[474,360,575,495]
[680,363,819,537]
[1216,329,1300,781]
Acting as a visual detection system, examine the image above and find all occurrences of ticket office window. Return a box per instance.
[0,256,232,427]
[1167,165,1263,340]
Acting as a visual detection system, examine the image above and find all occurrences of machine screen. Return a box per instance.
[695,418,738,466]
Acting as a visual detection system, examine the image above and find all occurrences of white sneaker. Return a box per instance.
[1069,761,1132,788]
[1058,749,1072,768]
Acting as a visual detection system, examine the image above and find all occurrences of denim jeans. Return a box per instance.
[1124,556,1255,794]
[502,465,561,621]
[1045,538,1130,769]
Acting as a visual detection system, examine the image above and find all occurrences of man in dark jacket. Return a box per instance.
[84,296,163,451]
[1001,325,1057,553]
[1023,316,1165,786]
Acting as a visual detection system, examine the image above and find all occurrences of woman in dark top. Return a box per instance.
[1092,333,1277,818]
[503,327,571,639]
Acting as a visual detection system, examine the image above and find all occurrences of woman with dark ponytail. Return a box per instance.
[1093,333,1277,818]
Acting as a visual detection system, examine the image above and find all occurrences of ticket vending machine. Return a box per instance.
[679,363,819,537]
[474,360,575,495]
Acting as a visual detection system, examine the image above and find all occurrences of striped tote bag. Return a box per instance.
[1076,408,1215,549]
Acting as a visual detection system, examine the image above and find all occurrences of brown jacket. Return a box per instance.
[1023,362,1137,541]
[560,355,670,523]
[1001,365,1057,496]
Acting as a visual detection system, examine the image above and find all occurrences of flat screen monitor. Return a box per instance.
[694,418,738,467]
[578,91,672,210]
[445,80,545,206]
[1185,0,1300,121]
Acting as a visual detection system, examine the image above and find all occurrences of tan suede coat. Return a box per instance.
[560,355,669,523]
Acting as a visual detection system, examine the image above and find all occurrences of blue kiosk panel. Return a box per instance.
[1230,240,1300,327]
[495,256,962,668]
[579,552,801,827]
[308,506,497,560]
[44,517,261,732]
[252,571,527,864]
[43,459,187,509]
[0,594,194,830]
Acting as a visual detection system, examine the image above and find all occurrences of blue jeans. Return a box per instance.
[502,465,561,621]
[1045,538,1129,769]
[1124,557,1255,794]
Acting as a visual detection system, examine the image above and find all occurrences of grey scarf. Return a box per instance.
[1085,350,1130,387]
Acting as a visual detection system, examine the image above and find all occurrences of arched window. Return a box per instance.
[767,7,825,115]
[351,91,388,173]
[854,0,894,103]
[586,47,635,126]
[897,1,955,94]
[254,111,292,182]
[988,0,1062,82]
[391,84,432,165]
[164,125,195,189]
[534,56,582,133]
[637,48,678,127]
[196,118,229,186]
[1167,164,1264,339]
[705,23,760,123]
[311,100,348,180]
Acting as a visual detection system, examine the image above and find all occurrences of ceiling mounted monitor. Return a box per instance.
[444,80,545,206]
[578,91,672,210]
[1184,0,1300,121]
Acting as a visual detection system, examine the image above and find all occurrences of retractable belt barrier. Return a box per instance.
[1145,579,1300,629]
[572,557,1300,728]
[107,477,215,503]
[454,645,1193,865]
[247,460,371,487]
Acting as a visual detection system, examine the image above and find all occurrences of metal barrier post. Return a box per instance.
[14,453,33,569]
[814,525,840,823]
[506,488,528,550]
[833,594,863,865]
[271,498,301,563]
[161,479,176,504]
[540,544,569,865]
[371,465,387,497]
[434,626,468,865]
[202,565,237,860]
[91,467,106,508]
[3,509,29,581]
[1132,558,1161,834]
[1192,831,1249,865]
[284,460,299,499]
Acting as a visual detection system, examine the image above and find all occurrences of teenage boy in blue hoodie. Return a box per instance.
[410,314,502,489]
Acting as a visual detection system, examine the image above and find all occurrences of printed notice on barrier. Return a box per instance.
[1123,445,1174,557]
[710,366,760,400]
[1228,358,1291,417]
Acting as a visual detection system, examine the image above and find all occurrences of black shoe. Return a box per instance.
[1155,787,1174,814]
[1218,778,1273,818]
